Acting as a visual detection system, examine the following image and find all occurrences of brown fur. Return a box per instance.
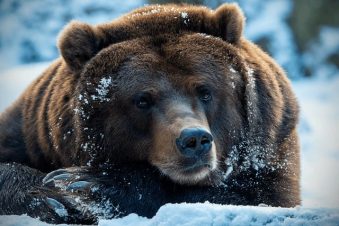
[0,3,300,206]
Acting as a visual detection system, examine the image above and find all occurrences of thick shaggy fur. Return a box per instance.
[0,3,300,223]
[0,162,291,224]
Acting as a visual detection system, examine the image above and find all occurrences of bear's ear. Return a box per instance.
[58,21,101,72]
[214,3,245,44]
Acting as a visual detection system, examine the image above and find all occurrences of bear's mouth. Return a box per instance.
[173,162,214,185]
[179,161,212,179]
[184,162,211,172]
[156,152,217,185]
[180,156,213,174]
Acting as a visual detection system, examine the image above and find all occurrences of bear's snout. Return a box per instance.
[149,100,218,185]
[176,127,213,158]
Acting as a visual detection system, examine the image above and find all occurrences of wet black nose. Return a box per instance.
[176,128,213,157]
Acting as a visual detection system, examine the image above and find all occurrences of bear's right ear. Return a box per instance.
[58,21,101,72]
[214,3,245,44]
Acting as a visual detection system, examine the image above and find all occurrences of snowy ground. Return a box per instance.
[1,204,339,226]
[0,63,338,225]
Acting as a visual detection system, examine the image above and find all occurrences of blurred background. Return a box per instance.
[0,0,338,78]
[0,0,338,208]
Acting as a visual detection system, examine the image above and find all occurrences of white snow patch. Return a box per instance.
[3,204,337,226]
[129,8,161,18]
[244,64,258,131]
[78,94,89,104]
[230,67,237,73]
[180,12,189,25]
[91,77,112,102]
[0,215,69,226]
[97,204,339,226]
[180,12,188,19]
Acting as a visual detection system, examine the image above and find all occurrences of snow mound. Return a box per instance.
[0,215,66,226]
[99,203,339,226]
[1,204,338,226]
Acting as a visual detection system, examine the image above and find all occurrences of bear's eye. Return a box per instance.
[133,93,153,109]
[197,86,212,102]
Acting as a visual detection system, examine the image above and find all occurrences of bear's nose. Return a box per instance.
[176,128,213,157]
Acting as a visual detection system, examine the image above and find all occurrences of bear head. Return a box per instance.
[56,4,298,186]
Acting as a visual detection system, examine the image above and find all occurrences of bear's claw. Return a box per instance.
[66,181,92,192]
[43,167,91,190]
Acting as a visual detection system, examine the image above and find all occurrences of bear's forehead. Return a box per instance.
[115,54,220,90]
[89,33,234,76]
[81,33,243,96]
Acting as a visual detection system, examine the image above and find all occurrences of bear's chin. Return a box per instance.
[160,160,217,186]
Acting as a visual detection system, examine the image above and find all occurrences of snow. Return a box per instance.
[1,204,339,226]
[91,77,113,102]
[180,12,188,19]
[0,61,339,225]
[0,215,66,226]
[98,204,339,226]
[180,11,189,25]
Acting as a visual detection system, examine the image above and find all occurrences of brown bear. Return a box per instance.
[0,2,300,215]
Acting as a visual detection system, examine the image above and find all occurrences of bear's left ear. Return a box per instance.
[214,3,245,44]
[58,21,101,72]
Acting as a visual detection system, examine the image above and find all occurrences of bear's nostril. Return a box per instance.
[201,136,211,145]
[185,137,197,148]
